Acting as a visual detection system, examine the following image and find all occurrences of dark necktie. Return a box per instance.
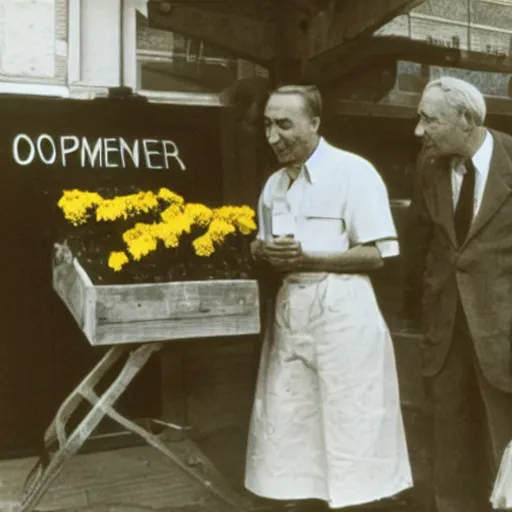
[454,159,476,247]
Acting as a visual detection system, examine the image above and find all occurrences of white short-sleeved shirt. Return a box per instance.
[256,137,399,258]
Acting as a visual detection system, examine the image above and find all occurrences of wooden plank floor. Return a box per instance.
[0,440,251,512]
[0,441,427,512]
[0,412,430,512]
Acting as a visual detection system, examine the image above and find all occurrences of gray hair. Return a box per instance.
[425,76,487,126]
[270,84,323,119]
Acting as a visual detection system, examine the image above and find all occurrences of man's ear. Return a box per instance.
[459,108,474,132]
[311,116,321,133]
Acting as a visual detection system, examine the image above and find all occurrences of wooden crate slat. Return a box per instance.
[95,314,261,345]
[52,246,261,346]
[95,280,258,324]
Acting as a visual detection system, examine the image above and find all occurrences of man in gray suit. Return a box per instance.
[404,76,512,512]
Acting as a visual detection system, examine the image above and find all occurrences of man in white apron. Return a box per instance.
[245,85,412,510]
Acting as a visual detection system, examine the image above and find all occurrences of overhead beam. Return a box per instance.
[308,0,424,60]
[173,0,335,24]
[307,36,512,89]
[147,1,273,64]
[147,1,425,72]
[325,90,512,120]
[147,0,427,86]
[141,60,235,91]
[159,0,261,20]
[330,99,418,119]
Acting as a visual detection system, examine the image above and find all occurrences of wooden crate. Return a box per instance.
[52,245,261,346]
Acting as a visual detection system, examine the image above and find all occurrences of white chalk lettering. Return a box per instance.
[81,137,103,168]
[60,136,80,166]
[104,138,119,168]
[162,140,186,171]
[119,138,139,168]
[36,134,57,165]
[13,134,36,166]
[11,134,188,170]
[143,139,162,170]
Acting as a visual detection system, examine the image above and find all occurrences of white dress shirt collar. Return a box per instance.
[471,129,493,177]
[279,137,330,190]
[453,129,493,176]
[451,129,494,216]
[303,137,330,185]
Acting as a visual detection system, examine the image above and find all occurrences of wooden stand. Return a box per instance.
[13,246,261,511]
[15,341,251,512]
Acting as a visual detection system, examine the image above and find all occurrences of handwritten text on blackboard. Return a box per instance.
[12,134,187,170]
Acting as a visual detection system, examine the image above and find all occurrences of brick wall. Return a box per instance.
[376,1,512,98]
[411,0,512,29]
[377,0,512,55]
[137,13,175,55]
[136,12,240,92]
[414,0,470,23]
[54,0,68,83]
[136,13,235,61]
[473,0,512,28]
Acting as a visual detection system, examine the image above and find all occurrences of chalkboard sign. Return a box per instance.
[0,94,228,456]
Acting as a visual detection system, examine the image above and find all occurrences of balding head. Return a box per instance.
[269,84,323,121]
[263,84,322,167]
[415,77,488,160]
[424,76,487,126]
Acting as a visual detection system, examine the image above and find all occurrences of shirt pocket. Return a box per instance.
[302,203,346,236]
[300,204,348,251]
[271,198,296,236]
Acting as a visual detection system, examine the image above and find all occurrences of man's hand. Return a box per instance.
[250,239,264,261]
[255,236,303,272]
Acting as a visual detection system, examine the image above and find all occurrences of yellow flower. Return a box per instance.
[212,205,257,235]
[184,203,213,227]
[160,203,184,223]
[122,223,158,260]
[96,191,159,222]
[207,218,236,244]
[57,189,103,225]
[108,251,129,271]
[213,206,237,223]
[193,234,215,257]
[126,191,159,214]
[57,188,258,271]
[153,225,179,249]
[233,215,257,235]
[158,188,185,205]
[96,197,128,222]
[153,213,191,248]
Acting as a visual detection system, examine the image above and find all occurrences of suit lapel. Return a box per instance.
[436,165,458,248]
[423,157,457,248]
[464,131,512,245]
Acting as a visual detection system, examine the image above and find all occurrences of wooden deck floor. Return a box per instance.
[0,437,428,512]
[0,436,428,512]
[0,439,255,512]
[0,331,431,512]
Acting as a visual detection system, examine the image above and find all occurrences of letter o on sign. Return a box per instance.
[37,134,57,165]
[13,134,36,166]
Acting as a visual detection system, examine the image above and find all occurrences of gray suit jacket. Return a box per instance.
[404,129,512,392]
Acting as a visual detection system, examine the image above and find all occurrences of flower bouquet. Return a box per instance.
[55,186,258,285]
[52,187,261,346]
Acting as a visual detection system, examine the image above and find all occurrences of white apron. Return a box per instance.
[244,271,413,508]
[247,147,413,508]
